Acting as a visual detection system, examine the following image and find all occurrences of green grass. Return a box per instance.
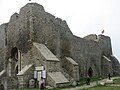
[79,76,103,85]
[20,84,76,90]
[80,86,120,90]
[21,85,120,90]
[22,77,120,90]
[19,88,39,90]
[79,78,120,90]
[79,77,87,85]
[90,76,104,82]
[114,78,120,84]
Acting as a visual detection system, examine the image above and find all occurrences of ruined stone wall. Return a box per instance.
[98,35,112,58]
[16,43,45,71]
[70,36,102,76]
[84,34,98,41]
[62,57,79,81]
[6,3,73,61]
[29,3,73,57]
[6,13,19,58]
[110,55,120,75]
[1,3,119,78]
[101,56,112,76]
[5,4,35,71]
[20,50,34,69]
[0,23,8,71]
[46,61,60,72]
[6,3,34,57]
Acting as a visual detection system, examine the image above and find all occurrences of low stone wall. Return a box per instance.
[17,64,34,88]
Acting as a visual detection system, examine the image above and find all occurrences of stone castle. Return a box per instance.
[0,3,120,90]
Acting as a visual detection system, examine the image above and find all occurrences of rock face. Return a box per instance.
[0,3,120,89]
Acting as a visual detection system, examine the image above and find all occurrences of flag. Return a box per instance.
[101,30,104,34]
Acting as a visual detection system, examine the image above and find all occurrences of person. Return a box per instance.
[40,77,45,90]
[108,73,111,80]
[86,76,90,85]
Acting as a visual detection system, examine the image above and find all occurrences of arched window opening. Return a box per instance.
[10,47,19,76]
[11,47,18,60]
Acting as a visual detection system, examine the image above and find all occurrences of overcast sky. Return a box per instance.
[0,0,120,62]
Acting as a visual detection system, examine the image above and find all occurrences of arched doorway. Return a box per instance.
[0,84,4,90]
[88,67,93,77]
[11,47,18,60]
[10,47,18,76]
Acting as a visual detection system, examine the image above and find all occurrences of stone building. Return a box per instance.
[0,3,120,90]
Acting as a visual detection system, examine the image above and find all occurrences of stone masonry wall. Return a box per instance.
[110,55,120,75]
[0,3,119,79]
[5,3,73,63]
[101,56,112,76]
[70,36,102,77]
[0,23,8,71]
[62,57,79,81]
[84,34,98,41]
[98,35,113,57]
[46,61,60,72]
[29,3,73,57]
